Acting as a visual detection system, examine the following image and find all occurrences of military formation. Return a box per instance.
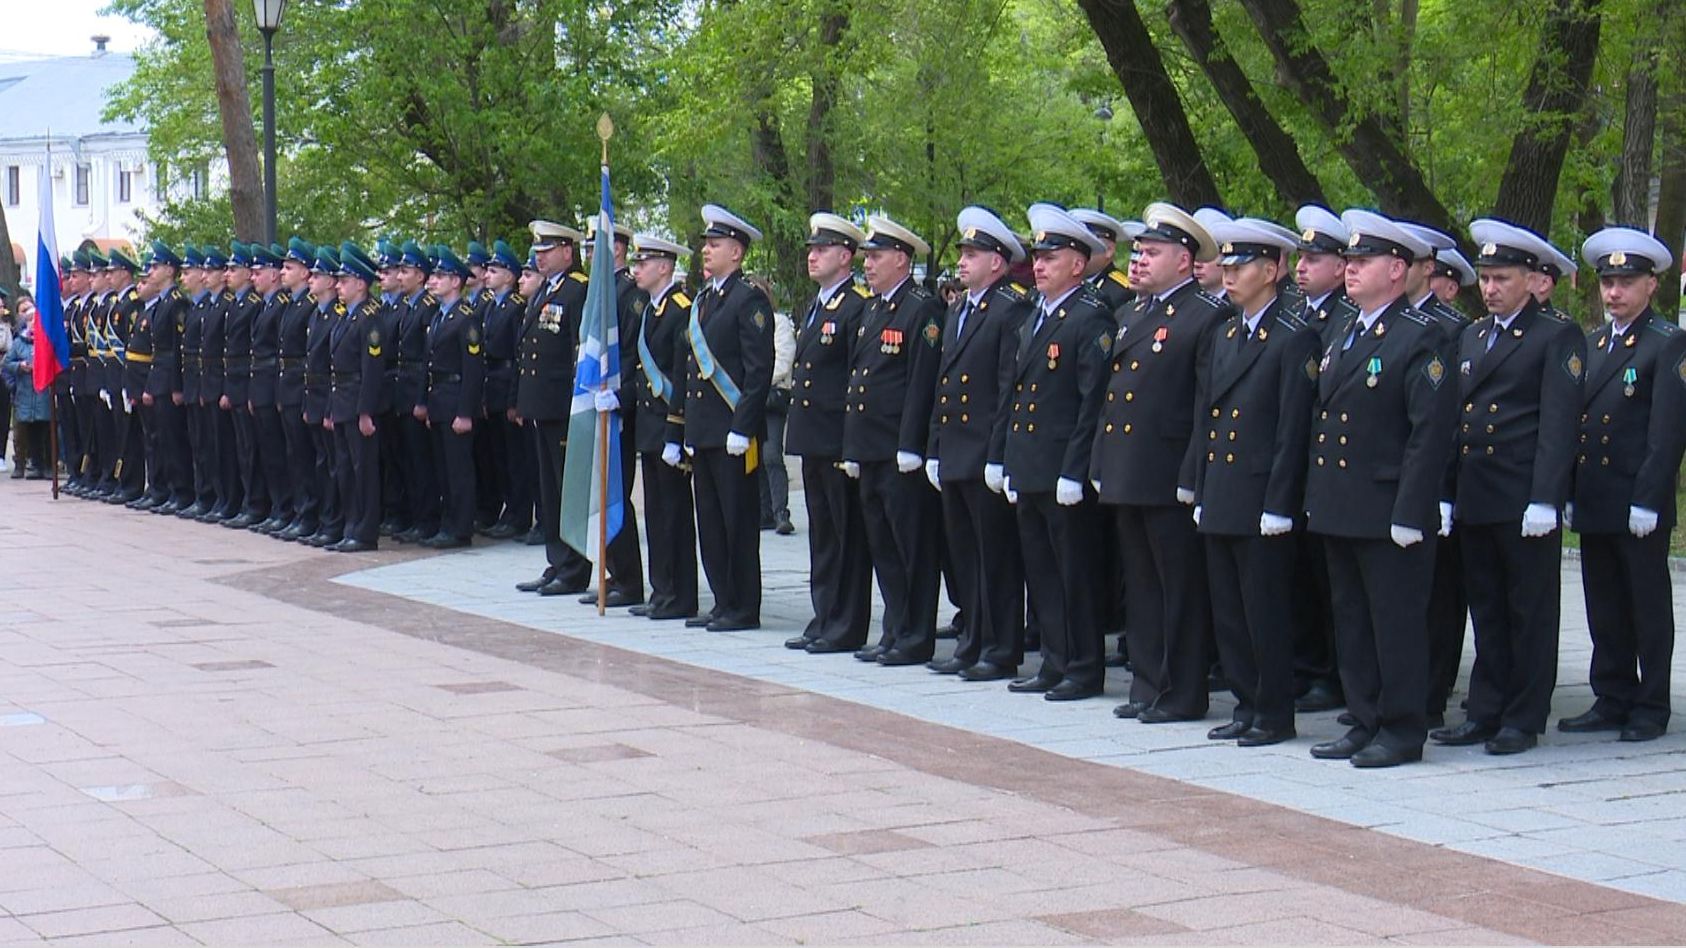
[37,198,1683,767]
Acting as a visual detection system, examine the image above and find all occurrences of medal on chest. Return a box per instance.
[1152,326,1168,353]
[1366,357,1382,388]
[1624,366,1638,397]
[881,327,903,355]
[1047,342,1060,370]
[821,320,835,345]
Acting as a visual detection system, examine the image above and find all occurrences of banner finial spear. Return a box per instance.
[597,113,613,164]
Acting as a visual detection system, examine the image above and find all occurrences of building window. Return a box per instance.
[74,163,90,205]
[119,170,133,203]
[190,165,206,200]
[5,166,17,206]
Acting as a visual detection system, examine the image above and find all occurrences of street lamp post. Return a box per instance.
[254,0,287,246]
[1093,103,1113,214]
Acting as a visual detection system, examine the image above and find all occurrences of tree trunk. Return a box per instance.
[1075,0,1222,208]
[1237,0,1456,233]
[1654,82,1686,319]
[805,9,846,213]
[1490,0,1603,232]
[1571,106,1607,324]
[1396,0,1418,131]
[202,0,265,242]
[1165,0,1326,209]
[1612,44,1658,227]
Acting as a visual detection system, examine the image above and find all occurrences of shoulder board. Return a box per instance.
[1107,270,1130,287]
[1075,283,1105,303]
[1396,306,1433,327]
[852,284,871,298]
[170,287,185,300]
[1543,306,1570,323]
[672,291,691,308]
[1275,312,1307,332]
[511,293,526,306]
[334,302,348,315]
[1647,319,1679,336]
[568,271,589,284]
[1195,289,1226,308]
[907,284,933,300]
[126,289,140,302]
[421,292,437,305]
[996,282,1029,302]
[221,290,234,302]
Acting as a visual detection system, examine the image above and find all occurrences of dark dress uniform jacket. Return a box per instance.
[1090,279,1231,504]
[1089,264,1135,316]
[1573,309,1686,533]
[1193,301,1320,535]
[615,269,649,430]
[424,296,486,422]
[481,289,525,415]
[303,300,338,425]
[394,291,438,414]
[516,270,588,423]
[1303,297,1456,538]
[109,288,143,398]
[1449,300,1584,524]
[329,299,386,423]
[277,291,313,408]
[928,276,1033,479]
[1290,290,1357,348]
[632,283,692,454]
[142,289,188,399]
[249,289,289,407]
[124,293,164,397]
[180,292,205,404]
[1003,286,1114,491]
[222,289,261,406]
[674,270,775,448]
[785,279,869,459]
[840,278,943,463]
[199,290,231,404]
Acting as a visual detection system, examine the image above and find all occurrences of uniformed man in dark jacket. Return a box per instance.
[275,244,320,540]
[670,205,775,632]
[325,244,386,552]
[479,241,533,540]
[514,220,594,597]
[841,215,944,664]
[1560,228,1686,743]
[1428,220,1585,756]
[173,246,209,515]
[781,214,873,652]
[82,251,120,499]
[416,246,485,548]
[194,247,235,519]
[220,247,266,526]
[105,249,146,504]
[1303,210,1455,768]
[388,241,440,542]
[129,241,187,510]
[995,204,1112,700]
[1192,218,1319,746]
[65,251,100,496]
[299,249,346,547]
[924,207,1033,681]
[1092,203,1229,723]
[143,242,193,513]
[1072,209,1139,314]
[627,234,699,621]
[1429,248,1476,308]
[248,239,302,533]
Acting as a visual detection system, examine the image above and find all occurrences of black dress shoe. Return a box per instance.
[706,618,759,632]
[422,534,471,549]
[1336,711,1359,727]
[1352,742,1420,768]
[685,615,717,628]
[223,513,258,528]
[1112,700,1148,719]
[784,634,817,650]
[1007,674,1057,694]
[1208,720,1252,740]
[523,526,544,545]
[959,662,1016,682]
[1431,719,1498,746]
[1238,726,1297,748]
[485,523,522,540]
[1138,706,1202,724]
[538,578,587,596]
[1311,733,1368,760]
[1484,727,1536,755]
[1620,720,1665,742]
[198,509,227,523]
[927,657,970,675]
[775,515,795,536]
[1044,680,1100,702]
[379,519,402,537]
[601,590,643,608]
[155,500,183,515]
[647,606,697,621]
[393,528,426,544]
[516,569,558,593]
[1104,653,1132,670]
[934,623,961,640]
[876,649,928,667]
[1557,707,1627,733]
[177,502,208,520]
[128,496,157,511]
[854,644,887,662]
[1295,681,1345,712]
[628,605,651,617]
[804,639,857,654]
[330,538,377,553]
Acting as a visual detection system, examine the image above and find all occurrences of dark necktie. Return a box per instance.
[805,294,822,331]
[956,299,973,340]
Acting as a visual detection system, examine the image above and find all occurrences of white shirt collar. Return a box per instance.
[1040,284,1081,315]
[878,275,910,300]
[1155,277,1194,304]
[1306,291,1333,312]
[817,276,851,304]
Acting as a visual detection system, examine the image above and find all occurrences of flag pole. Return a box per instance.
[45,128,60,500]
[595,112,614,618]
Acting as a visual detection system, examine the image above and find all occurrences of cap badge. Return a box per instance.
[1482,242,1497,256]
[1610,250,1628,266]
[1302,228,1317,243]
[1347,232,1362,248]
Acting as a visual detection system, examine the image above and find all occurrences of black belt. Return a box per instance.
[183,349,201,357]
[224,356,251,368]
[305,374,329,385]
[428,371,462,383]
[330,372,361,384]
[252,357,279,371]
[280,356,305,367]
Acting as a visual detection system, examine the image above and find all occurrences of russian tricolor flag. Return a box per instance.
[32,158,68,393]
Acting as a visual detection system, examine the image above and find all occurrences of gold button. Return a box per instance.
[960,374,969,383]
[1320,410,1328,420]
[1338,459,1347,468]
[1463,445,1470,454]
[941,375,949,385]
[1486,424,1495,434]
[940,395,949,404]
[1316,456,1325,466]
[1340,413,1349,423]
[1208,451,1216,461]
[1029,403,1037,413]
[1228,431,1237,441]
[802,399,811,407]
[1123,423,1132,434]
[1125,392,1134,402]
[1106,423,1114,433]
[1338,435,1347,445]
[1210,431,1217,440]
[858,403,865,411]
[1113,364,1121,373]
[1489,403,1498,413]
[1225,453,1235,463]
[1027,423,1035,432]
[1603,414,1612,424]
[1317,434,1326,443]
[1231,409,1240,419]
[1030,383,1038,392]
[1108,392,1115,402]
[960,394,968,404]
[941,414,949,423]
[1130,361,1140,370]
[1016,384,1023,392]
[1465,403,1474,413]
[1013,422,1021,432]
[1602,457,1609,466]
[960,413,969,423]
[1486,446,1494,455]
[1212,408,1220,418]
[1601,435,1610,444]
[1462,424,1470,433]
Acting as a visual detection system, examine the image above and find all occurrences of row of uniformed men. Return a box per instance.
[599,199,1678,769]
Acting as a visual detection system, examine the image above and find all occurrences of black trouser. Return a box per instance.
[1018,491,1102,689]
[57,391,80,478]
[121,397,148,495]
[858,459,940,659]
[211,405,240,514]
[1116,503,1211,717]
[1580,529,1674,729]
[1460,522,1561,735]
[1100,506,1127,639]
[399,412,439,535]
[533,419,591,586]
[312,422,342,539]
[231,407,266,516]
[602,429,645,598]
[1207,532,1296,731]
[75,393,101,485]
[641,452,698,616]
[798,456,872,648]
[253,404,290,520]
[334,421,380,545]
[379,409,406,528]
[1425,533,1468,717]
[280,404,317,531]
[943,477,1024,668]
[473,420,502,527]
[692,445,762,624]
[94,390,120,491]
[1322,534,1433,753]
[183,397,207,503]
[431,416,476,541]
[496,415,535,530]
[1291,528,1340,695]
[157,396,192,504]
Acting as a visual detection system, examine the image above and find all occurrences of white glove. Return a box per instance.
[662,442,682,467]
[1176,487,1195,506]
[1056,477,1083,506]
[1520,502,1558,538]
[1564,502,1574,530]
[99,390,112,408]
[1192,505,1203,527]
[924,458,941,490]
[1003,476,1018,504]
[841,460,861,479]
[1090,479,1101,494]
[1260,512,1293,536]
[896,451,922,473]
[1390,524,1424,548]
[984,463,1004,493]
[1438,502,1453,538]
[593,389,619,412]
[1630,505,1659,538]
[726,432,750,456]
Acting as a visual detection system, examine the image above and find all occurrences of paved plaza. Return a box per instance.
[3,476,1686,945]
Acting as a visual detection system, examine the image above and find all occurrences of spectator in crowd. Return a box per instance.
[2,293,53,480]
[748,273,796,535]
[0,289,14,474]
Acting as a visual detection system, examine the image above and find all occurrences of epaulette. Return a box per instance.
[672,291,691,308]
[908,284,933,301]
[169,287,185,300]
[1397,306,1433,327]
[1647,319,1679,336]
[422,292,437,305]
[1544,306,1571,323]
[511,293,526,306]
[1075,283,1105,305]
[333,301,348,315]
[126,288,140,302]
[222,290,235,302]
[1107,269,1130,288]
[1195,289,1226,309]
[568,271,589,284]
[996,281,1029,303]
[1275,312,1308,332]
[851,284,871,298]
[278,289,292,303]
